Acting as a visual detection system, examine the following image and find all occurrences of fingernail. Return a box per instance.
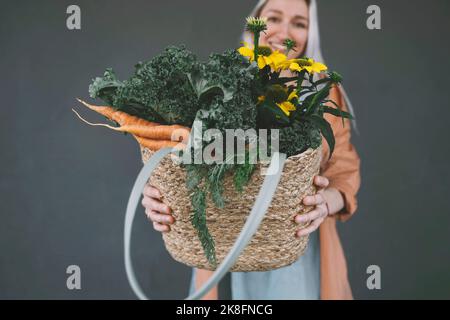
[295,216,303,224]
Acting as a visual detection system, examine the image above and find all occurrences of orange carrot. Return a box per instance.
[72,109,190,142]
[133,135,186,151]
[106,124,189,142]
[76,98,159,127]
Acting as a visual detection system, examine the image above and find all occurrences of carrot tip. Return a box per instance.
[77,98,91,108]
[72,108,117,131]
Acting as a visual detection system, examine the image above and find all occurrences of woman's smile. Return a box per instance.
[258,0,309,59]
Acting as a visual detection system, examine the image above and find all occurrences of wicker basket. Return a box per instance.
[140,144,322,272]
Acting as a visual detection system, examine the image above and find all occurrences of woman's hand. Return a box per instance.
[295,175,331,237]
[141,183,175,232]
[142,185,217,299]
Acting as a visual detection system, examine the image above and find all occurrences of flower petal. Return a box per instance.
[238,46,255,61]
[257,56,266,69]
[288,91,298,101]
[289,62,302,72]
[312,62,328,73]
[276,101,296,116]
[258,55,272,69]
[270,51,287,65]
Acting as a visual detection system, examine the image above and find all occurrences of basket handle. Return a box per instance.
[124,147,287,300]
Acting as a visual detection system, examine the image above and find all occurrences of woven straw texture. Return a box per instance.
[140,145,322,272]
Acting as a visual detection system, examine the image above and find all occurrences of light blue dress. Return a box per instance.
[188,230,320,300]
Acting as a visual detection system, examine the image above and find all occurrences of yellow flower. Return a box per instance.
[257,53,286,70]
[263,51,288,70]
[276,59,295,71]
[257,55,272,69]
[257,95,266,103]
[276,90,298,116]
[238,42,256,62]
[288,58,327,74]
[238,42,287,70]
[276,101,296,116]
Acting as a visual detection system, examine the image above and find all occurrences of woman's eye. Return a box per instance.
[267,16,281,23]
[293,22,307,29]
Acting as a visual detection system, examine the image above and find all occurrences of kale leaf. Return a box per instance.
[195,49,259,131]
[278,119,322,157]
[89,45,201,126]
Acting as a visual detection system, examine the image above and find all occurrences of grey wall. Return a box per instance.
[1,0,449,299]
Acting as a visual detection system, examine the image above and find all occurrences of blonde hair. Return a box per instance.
[241,0,358,133]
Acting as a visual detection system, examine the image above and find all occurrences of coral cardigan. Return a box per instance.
[319,85,361,300]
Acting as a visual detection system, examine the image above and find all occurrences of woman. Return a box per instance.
[141,0,360,300]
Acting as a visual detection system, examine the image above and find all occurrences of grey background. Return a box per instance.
[1,0,449,299]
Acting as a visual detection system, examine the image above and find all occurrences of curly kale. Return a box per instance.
[278,119,322,157]
[89,45,201,126]
[89,68,124,106]
[195,49,259,131]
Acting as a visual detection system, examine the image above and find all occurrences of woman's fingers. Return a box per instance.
[141,186,174,234]
[295,205,327,224]
[296,178,329,238]
[295,176,330,238]
[153,221,170,233]
[147,209,174,225]
[302,192,325,206]
[296,216,325,237]
[141,196,171,214]
[313,175,329,189]
[143,184,161,200]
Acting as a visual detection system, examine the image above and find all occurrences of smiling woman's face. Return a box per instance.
[258,0,309,60]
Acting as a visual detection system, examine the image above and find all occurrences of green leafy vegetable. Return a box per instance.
[89,45,201,126]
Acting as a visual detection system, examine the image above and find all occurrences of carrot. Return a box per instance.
[133,135,186,151]
[103,123,189,142]
[72,109,190,142]
[76,98,159,127]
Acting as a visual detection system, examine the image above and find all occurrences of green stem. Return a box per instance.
[296,70,306,95]
[253,32,260,62]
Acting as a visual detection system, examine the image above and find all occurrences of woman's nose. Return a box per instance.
[271,22,290,41]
